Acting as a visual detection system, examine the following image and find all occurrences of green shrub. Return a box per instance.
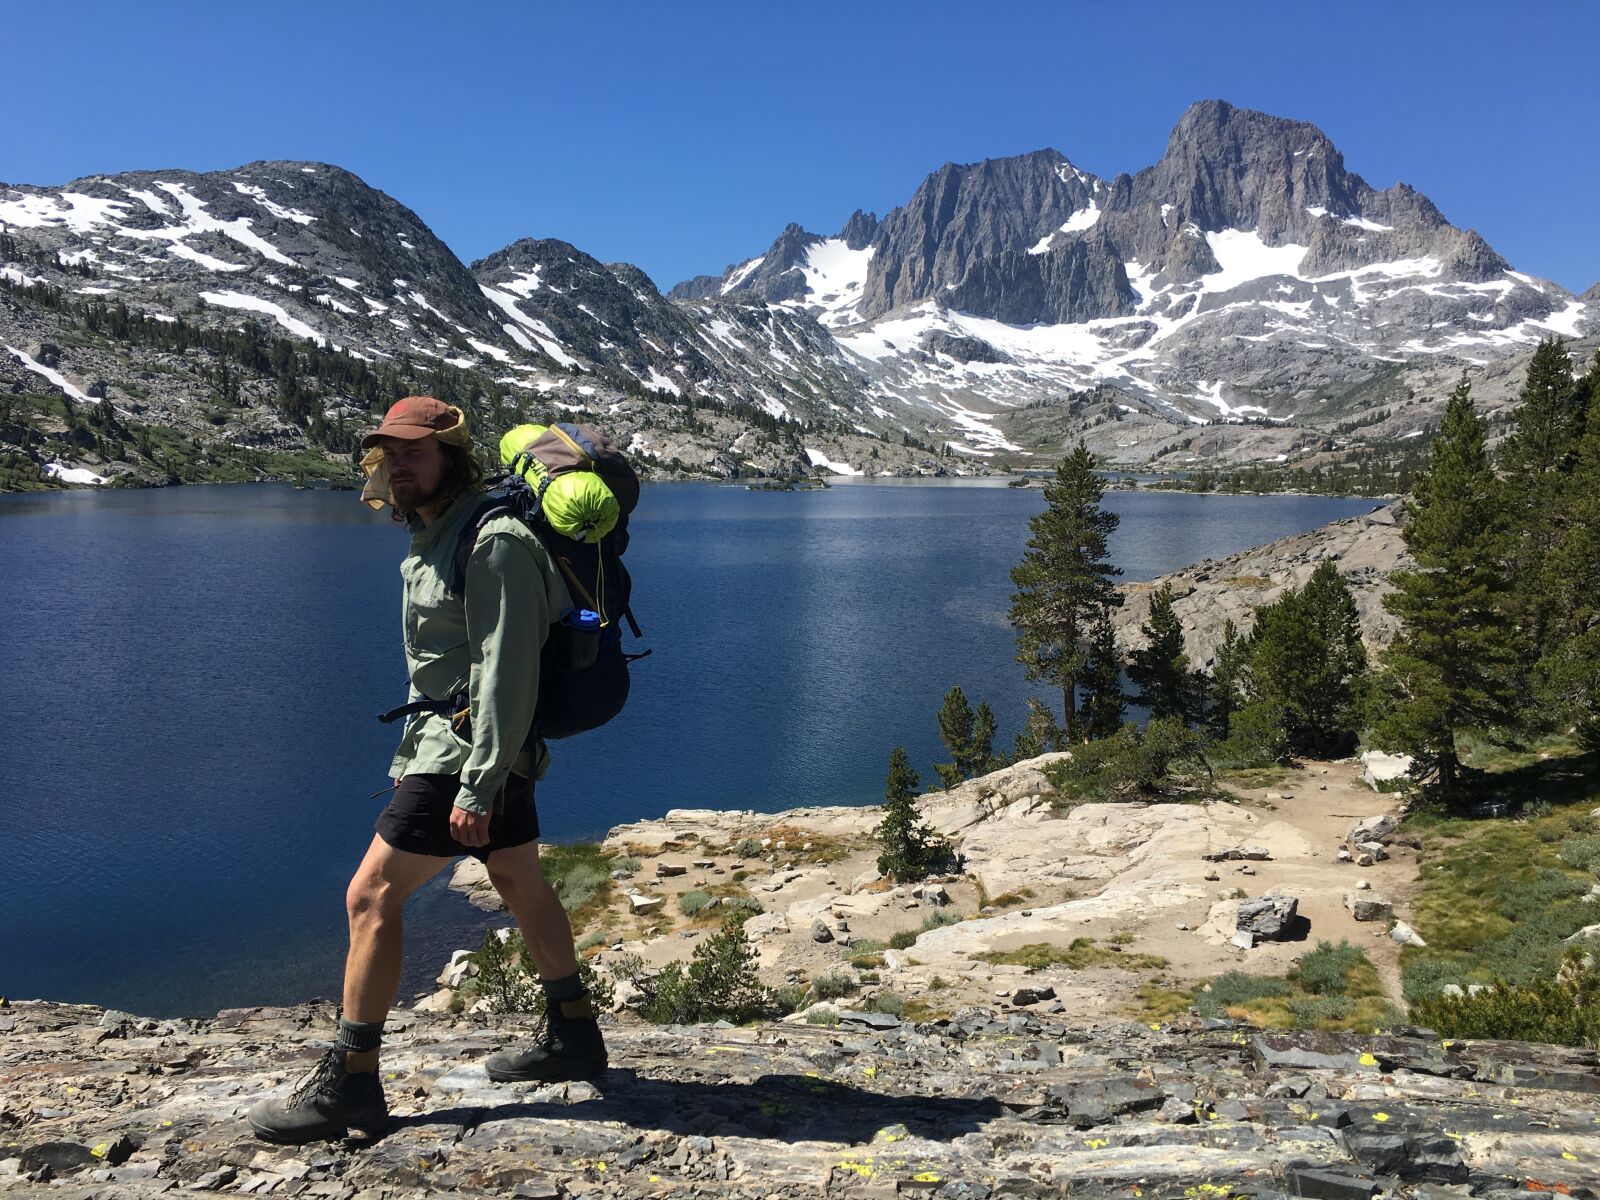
[472,928,615,1015]
[1560,836,1600,875]
[1045,718,1214,803]
[539,843,615,915]
[614,856,641,877]
[771,984,808,1014]
[849,937,887,954]
[473,929,541,1014]
[866,991,906,1016]
[734,837,762,859]
[810,972,859,1000]
[678,889,713,915]
[887,929,919,950]
[1400,955,1462,1006]
[1292,940,1369,996]
[637,912,770,1025]
[1288,995,1352,1025]
[1410,951,1600,1045]
[805,1007,840,1027]
[1193,972,1292,1019]
[576,930,609,951]
[921,908,960,932]
[1210,699,1292,770]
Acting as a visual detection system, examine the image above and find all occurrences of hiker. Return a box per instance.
[249,396,607,1143]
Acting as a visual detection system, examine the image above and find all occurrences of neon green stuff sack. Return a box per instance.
[497,422,622,544]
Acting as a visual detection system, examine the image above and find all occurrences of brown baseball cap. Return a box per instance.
[360,396,462,448]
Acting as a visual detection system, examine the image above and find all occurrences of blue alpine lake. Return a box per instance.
[0,481,1378,1016]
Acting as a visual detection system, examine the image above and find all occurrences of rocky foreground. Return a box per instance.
[5,997,1600,1200]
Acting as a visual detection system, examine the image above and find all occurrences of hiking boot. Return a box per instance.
[485,993,608,1083]
[248,1048,389,1143]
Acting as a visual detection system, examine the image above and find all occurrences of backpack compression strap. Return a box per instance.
[449,499,518,599]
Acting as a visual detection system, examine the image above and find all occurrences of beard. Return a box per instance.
[390,476,442,512]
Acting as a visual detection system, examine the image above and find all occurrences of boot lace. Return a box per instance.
[286,1048,341,1107]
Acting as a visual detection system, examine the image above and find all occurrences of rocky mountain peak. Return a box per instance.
[858,147,1105,320]
[837,208,879,250]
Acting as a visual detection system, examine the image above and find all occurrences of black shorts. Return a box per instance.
[376,772,540,863]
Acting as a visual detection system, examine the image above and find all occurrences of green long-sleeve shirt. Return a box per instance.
[387,493,570,814]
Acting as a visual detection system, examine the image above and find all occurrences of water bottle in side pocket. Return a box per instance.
[559,607,601,670]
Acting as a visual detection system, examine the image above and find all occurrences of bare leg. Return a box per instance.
[343,835,451,1022]
[484,841,579,980]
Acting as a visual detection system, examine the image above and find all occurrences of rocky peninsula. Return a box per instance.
[1110,501,1410,666]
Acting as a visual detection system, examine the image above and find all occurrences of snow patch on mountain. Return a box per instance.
[479,284,579,366]
[4,343,93,401]
[804,447,863,476]
[231,181,315,225]
[199,291,326,345]
[45,463,108,485]
[0,191,133,234]
[166,242,247,272]
[1029,199,1104,254]
[722,256,765,295]
[777,238,873,326]
[1201,230,1309,292]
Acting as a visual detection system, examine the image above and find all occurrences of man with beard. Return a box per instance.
[249,396,607,1144]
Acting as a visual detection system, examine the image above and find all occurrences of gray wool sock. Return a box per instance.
[541,971,584,1005]
[336,1017,385,1054]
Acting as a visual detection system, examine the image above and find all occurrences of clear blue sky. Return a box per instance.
[8,1,1598,293]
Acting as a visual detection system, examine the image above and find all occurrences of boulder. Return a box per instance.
[1346,893,1393,923]
[411,988,457,1013]
[1390,920,1427,947]
[810,917,834,944]
[1359,752,1413,792]
[656,862,688,877]
[1012,986,1057,1007]
[743,912,790,939]
[1203,845,1272,862]
[438,950,478,989]
[1237,894,1299,942]
[1355,841,1390,861]
[628,893,666,915]
[1346,813,1399,845]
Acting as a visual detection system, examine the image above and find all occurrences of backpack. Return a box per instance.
[450,422,648,741]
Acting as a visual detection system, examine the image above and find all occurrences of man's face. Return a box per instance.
[380,436,446,511]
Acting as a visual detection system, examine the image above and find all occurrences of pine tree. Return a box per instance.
[970,701,999,777]
[1376,377,1521,804]
[1539,365,1600,744]
[934,686,976,788]
[1247,562,1368,756]
[1207,619,1249,739]
[1009,441,1122,740]
[1500,338,1584,673]
[875,747,949,882]
[1011,698,1063,762]
[1500,338,1582,479]
[1127,583,1197,722]
[1077,607,1126,739]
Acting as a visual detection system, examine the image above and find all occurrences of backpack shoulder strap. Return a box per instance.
[449,498,517,599]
